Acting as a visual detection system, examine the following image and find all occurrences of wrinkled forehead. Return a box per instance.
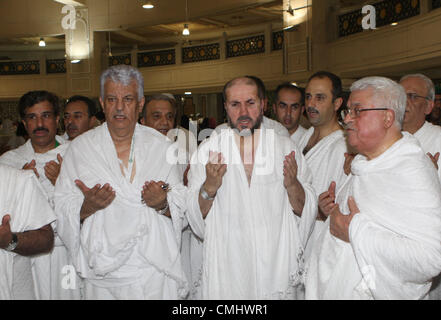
[103,79,139,96]
[25,100,56,114]
[225,80,259,101]
[400,77,427,94]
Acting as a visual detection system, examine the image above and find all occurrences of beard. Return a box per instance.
[227,113,263,137]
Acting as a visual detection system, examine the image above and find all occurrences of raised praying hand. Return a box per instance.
[318,181,336,221]
[283,151,299,189]
[203,151,227,198]
[141,180,169,211]
[0,214,12,249]
[75,180,116,224]
[22,159,39,178]
[44,154,63,186]
[427,152,440,171]
[329,196,360,243]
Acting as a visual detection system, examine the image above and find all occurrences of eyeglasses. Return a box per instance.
[341,107,389,119]
[406,93,430,102]
[24,111,55,122]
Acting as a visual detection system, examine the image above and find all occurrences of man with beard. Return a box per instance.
[306,76,441,299]
[186,76,317,299]
[273,83,307,143]
[215,75,290,138]
[296,72,349,292]
[0,90,81,300]
[399,74,441,180]
[63,95,97,141]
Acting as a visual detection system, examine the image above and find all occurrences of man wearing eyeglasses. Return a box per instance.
[273,83,307,143]
[399,74,441,177]
[305,76,441,300]
[0,90,81,300]
[427,87,441,126]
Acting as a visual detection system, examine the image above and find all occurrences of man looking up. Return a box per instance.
[63,95,97,140]
[0,90,80,300]
[55,65,188,299]
[186,76,317,299]
[273,82,307,143]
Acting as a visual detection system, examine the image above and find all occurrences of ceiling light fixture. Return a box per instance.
[71,59,81,64]
[391,22,398,26]
[142,2,154,9]
[183,0,190,36]
[39,38,46,47]
[182,24,190,36]
[185,92,192,95]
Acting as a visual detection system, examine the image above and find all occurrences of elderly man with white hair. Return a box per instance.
[400,74,441,178]
[305,76,441,300]
[54,65,188,299]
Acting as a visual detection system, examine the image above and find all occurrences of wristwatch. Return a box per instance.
[5,233,18,252]
[155,202,169,216]
[200,185,216,201]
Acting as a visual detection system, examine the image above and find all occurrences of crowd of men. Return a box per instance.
[0,64,440,300]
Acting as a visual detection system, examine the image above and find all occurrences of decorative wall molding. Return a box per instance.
[137,49,175,68]
[182,43,220,63]
[47,59,67,74]
[0,60,40,75]
[227,34,265,58]
[108,54,131,66]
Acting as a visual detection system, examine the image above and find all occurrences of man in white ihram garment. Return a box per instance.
[399,73,441,299]
[186,76,317,299]
[0,164,55,299]
[305,76,441,300]
[215,75,290,139]
[296,72,348,296]
[54,65,188,299]
[0,90,81,300]
[140,92,201,299]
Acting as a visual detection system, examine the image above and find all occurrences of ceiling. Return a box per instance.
[0,0,370,57]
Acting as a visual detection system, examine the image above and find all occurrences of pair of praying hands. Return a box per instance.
[318,181,360,243]
[75,179,169,224]
[22,154,63,186]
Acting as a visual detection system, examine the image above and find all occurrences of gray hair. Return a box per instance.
[142,93,177,119]
[100,65,144,101]
[350,76,406,129]
[399,73,435,101]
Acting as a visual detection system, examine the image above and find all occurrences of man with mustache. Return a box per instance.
[0,90,80,300]
[296,72,349,296]
[55,65,188,299]
[63,95,97,141]
[306,76,441,299]
[399,74,441,178]
[273,82,307,143]
[215,75,290,138]
[186,76,317,299]
[140,93,200,299]
[399,74,441,300]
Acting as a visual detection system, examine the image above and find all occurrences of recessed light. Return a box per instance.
[71,59,81,64]
[142,2,154,9]
[185,92,192,95]
[391,22,398,26]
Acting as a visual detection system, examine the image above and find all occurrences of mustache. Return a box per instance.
[237,116,253,122]
[307,107,319,114]
[33,127,49,134]
[67,124,78,131]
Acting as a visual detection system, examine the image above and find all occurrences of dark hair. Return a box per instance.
[18,90,60,119]
[65,95,97,117]
[222,76,266,102]
[275,83,305,106]
[308,71,342,101]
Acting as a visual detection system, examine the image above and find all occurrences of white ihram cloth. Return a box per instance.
[297,129,348,261]
[413,121,441,181]
[54,123,188,299]
[0,165,56,299]
[186,125,317,299]
[290,125,307,144]
[215,116,290,138]
[412,121,441,300]
[0,136,81,300]
[305,133,441,300]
